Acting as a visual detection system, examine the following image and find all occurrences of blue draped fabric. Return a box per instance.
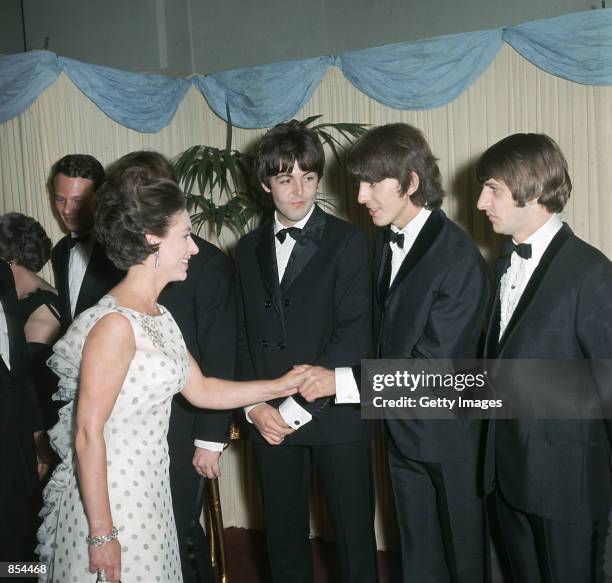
[193,56,333,129]
[0,9,610,130]
[339,29,502,110]
[503,10,612,85]
[59,57,190,133]
[0,51,61,124]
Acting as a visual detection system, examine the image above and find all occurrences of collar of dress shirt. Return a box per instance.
[70,228,94,238]
[513,213,563,266]
[273,204,315,236]
[390,207,431,252]
[69,228,95,247]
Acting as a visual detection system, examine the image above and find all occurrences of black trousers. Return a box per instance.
[253,438,378,583]
[388,440,490,583]
[169,452,215,583]
[495,490,608,583]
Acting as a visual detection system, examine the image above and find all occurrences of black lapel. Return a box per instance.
[484,256,509,359]
[374,229,392,309]
[280,205,326,293]
[386,208,444,301]
[0,350,10,382]
[496,224,571,353]
[75,240,103,316]
[56,238,72,324]
[255,222,285,333]
[0,260,26,373]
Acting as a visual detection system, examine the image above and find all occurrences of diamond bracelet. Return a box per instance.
[86,526,119,547]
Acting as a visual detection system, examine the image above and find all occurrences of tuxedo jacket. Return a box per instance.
[159,235,235,454]
[373,208,489,463]
[0,260,41,502]
[235,205,371,446]
[484,224,612,523]
[51,235,124,333]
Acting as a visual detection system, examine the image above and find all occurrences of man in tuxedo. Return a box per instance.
[104,151,235,583]
[49,154,123,332]
[299,123,490,583]
[0,259,43,563]
[477,133,612,583]
[235,120,377,582]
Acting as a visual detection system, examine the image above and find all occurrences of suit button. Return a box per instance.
[261,340,268,348]
[277,341,286,350]
[264,300,271,308]
[283,299,291,307]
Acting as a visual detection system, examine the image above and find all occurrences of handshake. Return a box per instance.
[250,365,339,446]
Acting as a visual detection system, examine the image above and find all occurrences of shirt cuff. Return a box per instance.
[243,403,264,424]
[193,440,224,452]
[278,396,312,430]
[335,367,360,404]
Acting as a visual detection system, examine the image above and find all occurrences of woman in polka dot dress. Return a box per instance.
[37,169,302,582]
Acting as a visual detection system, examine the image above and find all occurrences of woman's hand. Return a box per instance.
[89,538,121,582]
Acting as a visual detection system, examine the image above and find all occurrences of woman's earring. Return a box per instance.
[154,251,160,269]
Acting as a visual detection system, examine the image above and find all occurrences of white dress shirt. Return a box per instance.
[244,206,316,429]
[193,438,224,452]
[499,214,562,339]
[68,231,95,318]
[336,208,432,404]
[0,300,10,370]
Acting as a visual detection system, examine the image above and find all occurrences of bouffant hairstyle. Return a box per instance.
[0,212,52,273]
[51,154,105,190]
[95,160,185,270]
[105,150,177,183]
[255,120,325,188]
[475,133,572,213]
[348,123,445,209]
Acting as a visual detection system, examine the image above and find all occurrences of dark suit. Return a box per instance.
[235,205,377,583]
[51,235,124,332]
[373,209,490,583]
[484,224,612,582]
[0,261,42,563]
[159,235,235,583]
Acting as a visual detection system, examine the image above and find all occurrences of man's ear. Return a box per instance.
[261,182,271,193]
[405,172,420,198]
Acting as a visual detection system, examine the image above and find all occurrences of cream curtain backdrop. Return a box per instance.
[1,44,611,549]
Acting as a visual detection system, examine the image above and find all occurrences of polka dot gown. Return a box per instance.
[37,296,189,582]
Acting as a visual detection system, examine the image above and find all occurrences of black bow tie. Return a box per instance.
[68,233,91,249]
[276,227,301,244]
[384,229,405,249]
[502,240,532,260]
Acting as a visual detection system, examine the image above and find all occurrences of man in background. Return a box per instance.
[49,154,123,332]
[0,259,44,567]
